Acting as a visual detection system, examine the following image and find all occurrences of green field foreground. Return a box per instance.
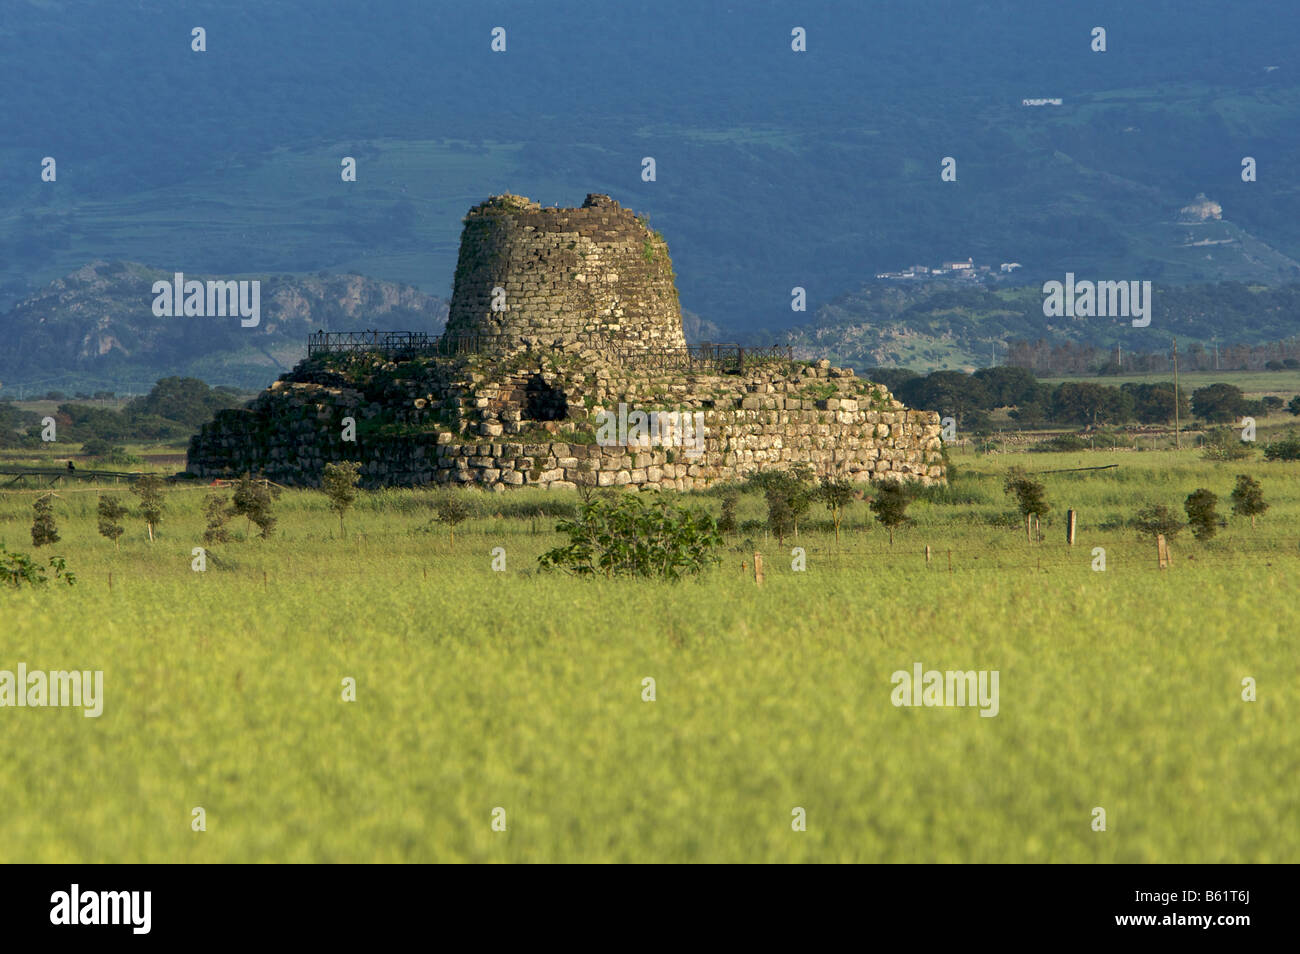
[0,449,1297,862]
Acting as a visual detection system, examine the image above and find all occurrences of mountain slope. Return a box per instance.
[0,262,446,392]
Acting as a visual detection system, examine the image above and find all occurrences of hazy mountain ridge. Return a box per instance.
[785,281,1300,373]
[0,262,446,392]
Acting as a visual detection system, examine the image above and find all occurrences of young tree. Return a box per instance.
[434,492,469,543]
[97,494,126,548]
[131,474,167,541]
[202,493,232,545]
[869,479,910,545]
[231,473,278,539]
[1183,488,1219,541]
[322,461,363,534]
[717,488,740,535]
[817,476,857,543]
[752,468,814,541]
[31,493,59,547]
[766,494,796,545]
[1003,466,1050,539]
[1230,474,1268,529]
[1134,504,1183,541]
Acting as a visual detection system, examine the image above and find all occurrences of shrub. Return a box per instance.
[1262,436,1300,461]
[322,461,363,533]
[1003,467,1050,519]
[869,479,910,544]
[1183,489,1219,541]
[1031,434,1087,453]
[31,493,59,547]
[97,494,127,547]
[0,545,76,588]
[1201,427,1254,461]
[749,466,814,544]
[202,493,232,545]
[539,493,721,580]
[1134,504,1183,541]
[80,437,114,458]
[230,473,278,539]
[1230,475,1267,528]
[131,474,167,540]
[433,492,470,542]
[717,489,740,535]
[817,476,857,543]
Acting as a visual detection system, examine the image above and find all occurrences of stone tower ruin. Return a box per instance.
[187,192,946,490]
[444,193,687,353]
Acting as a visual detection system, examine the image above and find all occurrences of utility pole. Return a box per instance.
[1172,337,1182,450]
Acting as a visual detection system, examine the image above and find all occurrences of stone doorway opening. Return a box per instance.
[522,374,567,421]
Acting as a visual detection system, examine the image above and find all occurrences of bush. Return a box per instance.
[1003,466,1050,518]
[0,545,75,588]
[1030,434,1087,453]
[230,473,278,539]
[322,461,363,533]
[1230,475,1267,528]
[80,437,114,458]
[717,489,740,535]
[1262,436,1300,461]
[1184,489,1219,541]
[1134,504,1183,541]
[97,494,127,547]
[539,493,721,580]
[1201,427,1254,461]
[432,492,470,542]
[869,479,910,544]
[31,493,59,547]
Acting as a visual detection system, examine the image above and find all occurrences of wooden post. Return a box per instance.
[1067,509,1077,546]
[1026,513,1033,542]
[947,549,953,574]
[753,552,764,586]
[1156,534,1170,570]
[108,572,112,591]
[925,545,931,565]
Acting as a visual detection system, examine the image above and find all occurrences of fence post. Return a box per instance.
[753,552,764,586]
[1067,509,1077,546]
[925,545,931,565]
[1157,534,1170,569]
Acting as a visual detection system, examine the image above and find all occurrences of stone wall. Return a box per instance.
[187,351,945,490]
[443,193,686,354]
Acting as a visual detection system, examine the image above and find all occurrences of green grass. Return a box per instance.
[1,448,1297,862]
[1038,369,1300,399]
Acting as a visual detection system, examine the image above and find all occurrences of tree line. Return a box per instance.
[867,366,1300,432]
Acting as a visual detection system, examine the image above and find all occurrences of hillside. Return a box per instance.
[783,281,1300,373]
[4,1,1300,338]
[0,262,446,393]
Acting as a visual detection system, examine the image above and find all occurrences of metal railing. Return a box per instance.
[306,330,793,372]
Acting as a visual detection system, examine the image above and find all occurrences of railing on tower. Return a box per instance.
[306,330,793,372]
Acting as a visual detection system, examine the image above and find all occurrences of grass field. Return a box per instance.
[1038,368,1300,400]
[1,448,1297,862]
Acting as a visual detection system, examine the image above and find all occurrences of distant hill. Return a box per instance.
[4,1,1300,338]
[784,281,1300,373]
[0,262,446,393]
